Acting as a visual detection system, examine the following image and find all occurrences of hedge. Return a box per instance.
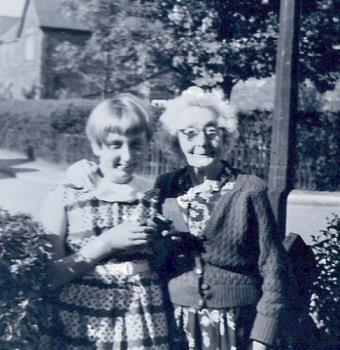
[0,99,339,190]
[236,110,340,190]
[0,99,96,162]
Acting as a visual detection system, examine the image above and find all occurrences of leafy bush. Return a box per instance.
[311,214,340,345]
[0,209,51,349]
[0,99,96,162]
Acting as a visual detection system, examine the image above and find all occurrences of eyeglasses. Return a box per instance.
[178,126,222,141]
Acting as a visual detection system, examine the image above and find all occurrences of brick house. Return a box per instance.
[0,0,91,99]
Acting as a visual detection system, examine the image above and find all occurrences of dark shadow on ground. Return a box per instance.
[0,158,31,168]
[0,158,38,179]
[0,167,16,179]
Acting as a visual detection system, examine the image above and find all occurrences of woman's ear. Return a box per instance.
[172,137,185,159]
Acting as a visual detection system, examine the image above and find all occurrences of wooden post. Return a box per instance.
[268,0,301,237]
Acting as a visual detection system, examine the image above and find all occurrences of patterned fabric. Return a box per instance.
[40,185,170,350]
[173,175,244,350]
[176,178,235,237]
[64,186,158,262]
[172,305,255,350]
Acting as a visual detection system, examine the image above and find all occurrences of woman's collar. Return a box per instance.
[178,160,238,193]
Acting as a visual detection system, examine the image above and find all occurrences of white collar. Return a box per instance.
[92,174,153,202]
[189,179,220,195]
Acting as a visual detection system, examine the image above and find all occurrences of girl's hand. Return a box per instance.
[250,341,268,350]
[101,222,156,251]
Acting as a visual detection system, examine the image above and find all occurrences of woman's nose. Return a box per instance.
[194,130,208,146]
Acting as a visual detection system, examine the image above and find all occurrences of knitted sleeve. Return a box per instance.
[153,171,196,277]
[248,177,289,346]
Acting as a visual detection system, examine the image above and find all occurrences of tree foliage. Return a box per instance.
[56,0,173,97]
[54,0,339,98]
[143,0,280,97]
[144,0,339,97]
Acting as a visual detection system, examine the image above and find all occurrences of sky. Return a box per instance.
[0,0,25,17]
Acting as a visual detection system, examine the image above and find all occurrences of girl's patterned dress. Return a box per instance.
[39,183,170,350]
[172,178,256,350]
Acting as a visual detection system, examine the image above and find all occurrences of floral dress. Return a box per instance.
[172,177,256,350]
[39,178,171,350]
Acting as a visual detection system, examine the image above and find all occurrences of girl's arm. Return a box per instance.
[41,187,113,289]
[41,186,154,289]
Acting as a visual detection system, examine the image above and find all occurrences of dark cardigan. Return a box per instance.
[154,166,290,346]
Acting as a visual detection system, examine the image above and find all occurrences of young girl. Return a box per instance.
[39,94,170,350]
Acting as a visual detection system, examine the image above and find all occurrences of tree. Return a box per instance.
[54,0,174,98]
[141,0,280,98]
[144,0,339,98]
[55,0,339,99]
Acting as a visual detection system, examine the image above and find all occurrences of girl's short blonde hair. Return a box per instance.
[86,93,152,146]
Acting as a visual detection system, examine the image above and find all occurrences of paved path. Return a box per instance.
[0,149,67,221]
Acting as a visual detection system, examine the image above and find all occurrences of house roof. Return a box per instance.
[18,0,90,35]
[0,23,20,42]
[0,16,20,36]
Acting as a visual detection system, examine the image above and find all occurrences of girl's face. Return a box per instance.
[176,106,224,168]
[92,131,148,184]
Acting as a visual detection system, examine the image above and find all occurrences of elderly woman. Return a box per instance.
[153,87,290,350]
[65,87,290,350]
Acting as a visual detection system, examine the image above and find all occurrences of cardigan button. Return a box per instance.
[195,268,203,275]
[198,299,205,308]
[203,291,213,300]
[201,283,210,290]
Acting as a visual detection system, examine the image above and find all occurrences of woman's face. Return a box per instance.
[176,106,224,168]
[92,131,147,184]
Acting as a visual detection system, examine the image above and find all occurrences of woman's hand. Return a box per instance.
[250,341,269,350]
[101,222,156,251]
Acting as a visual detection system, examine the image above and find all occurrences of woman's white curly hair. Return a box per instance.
[160,86,238,136]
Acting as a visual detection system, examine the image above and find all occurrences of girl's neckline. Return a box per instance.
[88,174,153,203]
